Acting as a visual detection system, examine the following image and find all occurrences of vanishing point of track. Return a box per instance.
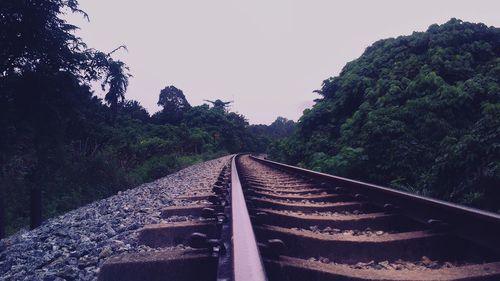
[98,154,500,281]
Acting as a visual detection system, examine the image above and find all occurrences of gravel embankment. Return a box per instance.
[0,155,231,281]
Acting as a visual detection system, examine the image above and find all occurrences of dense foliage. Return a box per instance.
[270,19,500,212]
[0,1,294,236]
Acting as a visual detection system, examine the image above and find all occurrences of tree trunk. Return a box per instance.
[0,158,8,239]
[30,185,42,229]
[30,145,46,230]
[0,188,5,239]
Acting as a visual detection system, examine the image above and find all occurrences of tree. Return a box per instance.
[0,0,129,229]
[156,86,191,124]
[271,19,500,212]
[102,47,131,120]
[204,99,233,112]
[268,117,296,138]
[120,100,150,122]
[0,0,90,77]
[0,184,4,238]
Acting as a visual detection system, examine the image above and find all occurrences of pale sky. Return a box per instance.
[67,1,500,124]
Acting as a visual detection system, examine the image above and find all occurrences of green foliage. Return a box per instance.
[154,86,191,125]
[0,0,292,236]
[247,117,297,153]
[129,155,183,183]
[271,19,500,212]
[0,0,133,231]
[204,99,233,112]
[102,55,131,117]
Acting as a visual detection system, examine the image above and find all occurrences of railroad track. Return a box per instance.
[98,154,500,281]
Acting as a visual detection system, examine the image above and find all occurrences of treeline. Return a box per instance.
[0,0,294,236]
[270,19,500,212]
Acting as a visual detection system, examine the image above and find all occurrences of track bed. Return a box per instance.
[98,154,500,281]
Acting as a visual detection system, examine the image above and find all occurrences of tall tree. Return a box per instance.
[0,0,128,229]
[0,182,4,238]
[204,99,233,112]
[156,86,191,124]
[102,47,131,119]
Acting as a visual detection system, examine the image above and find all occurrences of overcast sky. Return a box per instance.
[66,0,500,124]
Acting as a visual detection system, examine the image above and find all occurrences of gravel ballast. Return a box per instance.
[0,155,232,281]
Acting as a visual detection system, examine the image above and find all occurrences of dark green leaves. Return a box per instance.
[271,19,500,212]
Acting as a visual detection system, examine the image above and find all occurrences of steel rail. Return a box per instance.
[250,155,500,253]
[215,158,233,281]
[231,155,268,281]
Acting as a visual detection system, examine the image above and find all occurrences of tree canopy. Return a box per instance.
[270,19,500,212]
[204,99,233,112]
[155,86,191,124]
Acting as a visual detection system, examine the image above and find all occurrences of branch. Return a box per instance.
[107,45,128,57]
